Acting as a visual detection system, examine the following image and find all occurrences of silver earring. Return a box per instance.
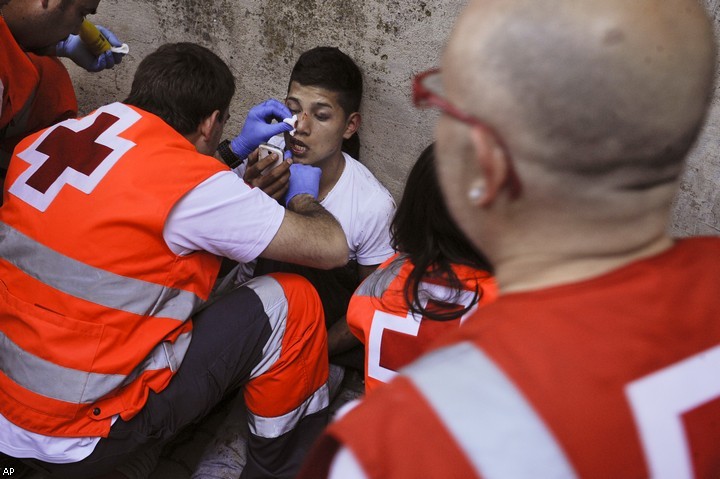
[468,181,486,204]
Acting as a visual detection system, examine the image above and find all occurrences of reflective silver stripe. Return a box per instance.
[0,329,123,403]
[242,275,329,437]
[405,343,578,479]
[248,382,329,439]
[0,222,204,320]
[243,275,288,379]
[161,330,192,373]
[354,255,405,298]
[0,329,191,403]
[125,331,193,384]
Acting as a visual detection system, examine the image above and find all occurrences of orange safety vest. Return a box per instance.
[0,16,77,170]
[347,253,497,393]
[0,102,226,437]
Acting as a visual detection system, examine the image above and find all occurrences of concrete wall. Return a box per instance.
[70,0,720,236]
[672,0,720,236]
[68,0,459,200]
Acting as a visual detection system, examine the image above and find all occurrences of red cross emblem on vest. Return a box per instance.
[8,103,140,212]
[379,299,463,373]
[367,282,479,385]
[27,112,118,194]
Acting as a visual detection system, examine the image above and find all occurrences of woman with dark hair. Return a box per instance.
[346,143,497,393]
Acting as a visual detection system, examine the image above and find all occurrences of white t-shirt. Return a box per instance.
[0,170,285,463]
[317,149,396,265]
[227,137,395,287]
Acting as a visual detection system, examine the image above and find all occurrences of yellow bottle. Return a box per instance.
[79,19,111,56]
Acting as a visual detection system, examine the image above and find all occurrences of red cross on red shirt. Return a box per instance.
[27,112,120,194]
[379,299,464,373]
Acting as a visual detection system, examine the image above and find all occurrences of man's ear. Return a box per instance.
[342,112,361,140]
[187,110,222,155]
[199,110,221,141]
[468,125,509,207]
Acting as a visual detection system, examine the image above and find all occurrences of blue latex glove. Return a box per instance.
[56,25,124,73]
[284,163,321,207]
[230,99,293,159]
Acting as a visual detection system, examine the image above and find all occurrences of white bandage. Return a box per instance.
[110,44,130,55]
[283,114,297,137]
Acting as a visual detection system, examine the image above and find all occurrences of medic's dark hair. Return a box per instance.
[124,42,235,135]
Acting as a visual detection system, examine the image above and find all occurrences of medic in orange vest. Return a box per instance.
[0,42,348,479]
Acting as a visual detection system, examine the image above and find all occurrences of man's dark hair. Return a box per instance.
[124,43,235,135]
[390,144,493,321]
[289,46,363,116]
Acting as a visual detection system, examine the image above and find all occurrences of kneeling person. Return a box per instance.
[0,42,347,479]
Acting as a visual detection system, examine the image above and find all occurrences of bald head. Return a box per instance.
[442,0,715,188]
[432,0,716,290]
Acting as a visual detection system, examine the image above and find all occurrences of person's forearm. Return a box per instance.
[287,194,349,268]
[288,193,332,217]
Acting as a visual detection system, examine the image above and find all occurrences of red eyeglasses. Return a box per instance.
[412,68,522,199]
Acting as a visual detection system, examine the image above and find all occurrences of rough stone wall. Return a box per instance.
[672,0,720,236]
[68,0,459,200]
[70,0,720,235]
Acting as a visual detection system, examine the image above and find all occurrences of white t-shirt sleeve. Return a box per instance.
[354,189,396,266]
[163,171,285,263]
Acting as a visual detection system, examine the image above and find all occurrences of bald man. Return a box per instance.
[298,1,720,478]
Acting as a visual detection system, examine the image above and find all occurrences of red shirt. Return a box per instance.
[301,238,720,478]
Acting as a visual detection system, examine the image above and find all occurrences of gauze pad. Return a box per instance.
[283,114,298,137]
